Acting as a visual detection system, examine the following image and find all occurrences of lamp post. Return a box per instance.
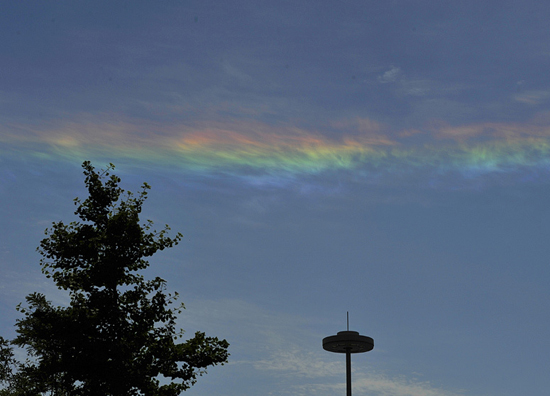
[322,314,373,396]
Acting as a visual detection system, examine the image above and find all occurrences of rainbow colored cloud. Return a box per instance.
[2,114,550,185]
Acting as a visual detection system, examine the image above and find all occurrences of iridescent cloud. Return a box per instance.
[2,114,550,185]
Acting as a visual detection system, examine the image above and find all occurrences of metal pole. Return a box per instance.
[346,349,352,396]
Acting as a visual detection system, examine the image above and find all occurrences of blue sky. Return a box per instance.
[2,1,550,395]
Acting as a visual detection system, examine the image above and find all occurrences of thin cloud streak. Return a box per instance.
[297,376,465,396]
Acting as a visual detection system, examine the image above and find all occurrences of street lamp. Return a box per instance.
[322,313,374,396]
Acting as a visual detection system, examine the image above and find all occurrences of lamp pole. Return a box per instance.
[322,314,374,396]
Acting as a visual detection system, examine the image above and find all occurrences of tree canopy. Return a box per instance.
[1,161,229,395]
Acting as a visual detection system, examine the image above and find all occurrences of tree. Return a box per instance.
[2,161,229,395]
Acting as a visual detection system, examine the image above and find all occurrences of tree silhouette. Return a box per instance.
[1,162,229,395]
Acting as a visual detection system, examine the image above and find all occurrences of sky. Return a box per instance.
[1,1,550,395]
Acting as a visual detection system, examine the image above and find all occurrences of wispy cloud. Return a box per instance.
[178,298,467,396]
[378,66,402,84]
[514,90,550,105]
[294,375,465,396]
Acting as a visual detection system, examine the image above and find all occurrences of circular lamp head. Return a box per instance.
[322,331,374,354]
